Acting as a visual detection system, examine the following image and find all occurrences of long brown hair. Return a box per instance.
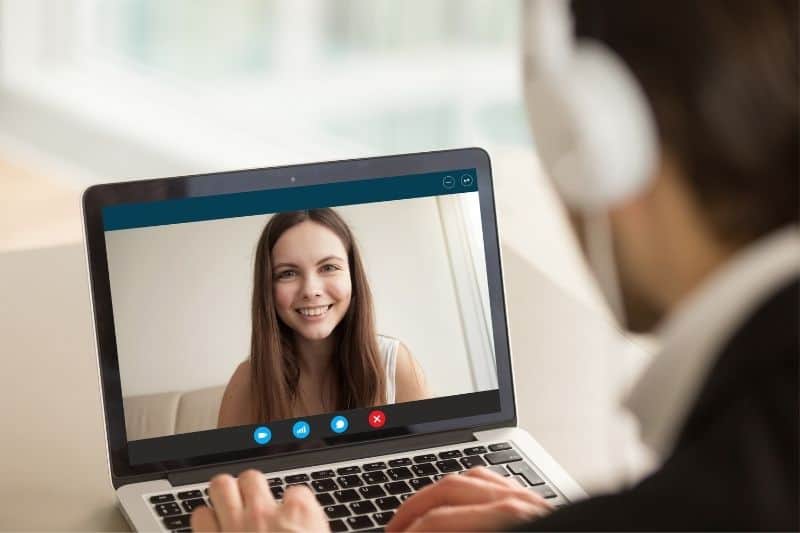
[249,208,386,423]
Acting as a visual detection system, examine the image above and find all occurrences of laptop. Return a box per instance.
[82,147,585,532]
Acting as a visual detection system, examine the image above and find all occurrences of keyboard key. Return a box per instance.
[362,471,389,485]
[270,486,284,500]
[149,494,175,504]
[204,487,209,496]
[311,469,336,480]
[373,511,394,525]
[488,465,510,477]
[433,474,450,481]
[400,493,414,501]
[316,493,335,506]
[485,450,522,465]
[513,475,527,487]
[162,515,191,529]
[324,504,351,519]
[181,498,206,512]
[463,446,487,455]
[312,479,338,492]
[329,519,348,532]
[387,467,413,480]
[531,484,557,499]
[358,485,386,499]
[385,481,411,495]
[387,458,412,467]
[337,466,361,475]
[409,477,433,491]
[435,459,462,473]
[154,503,181,517]
[337,475,363,488]
[349,500,377,515]
[412,463,438,477]
[438,450,463,459]
[375,496,401,510]
[177,490,203,500]
[363,461,387,471]
[507,461,545,486]
[334,489,360,503]
[413,454,437,463]
[488,442,512,452]
[284,473,310,484]
[268,477,283,486]
[460,455,487,469]
[347,514,374,530]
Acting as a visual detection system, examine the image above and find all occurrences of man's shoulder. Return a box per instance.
[522,277,800,530]
[716,276,798,365]
[680,277,798,437]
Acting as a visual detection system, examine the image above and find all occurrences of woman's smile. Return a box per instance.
[295,303,334,319]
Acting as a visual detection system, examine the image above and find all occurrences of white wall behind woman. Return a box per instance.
[107,195,478,400]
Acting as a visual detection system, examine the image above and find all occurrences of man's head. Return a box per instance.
[524,0,798,331]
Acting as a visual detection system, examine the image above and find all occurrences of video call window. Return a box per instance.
[105,185,498,443]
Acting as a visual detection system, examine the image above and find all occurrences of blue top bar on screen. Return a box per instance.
[102,169,477,231]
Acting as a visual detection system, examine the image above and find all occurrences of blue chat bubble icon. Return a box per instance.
[330,415,349,434]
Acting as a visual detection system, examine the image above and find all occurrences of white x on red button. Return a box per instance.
[367,409,386,428]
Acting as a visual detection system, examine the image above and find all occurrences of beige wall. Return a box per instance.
[106,196,486,400]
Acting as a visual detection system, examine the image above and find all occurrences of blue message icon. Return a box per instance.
[292,420,311,439]
[330,415,349,434]
[253,426,272,445]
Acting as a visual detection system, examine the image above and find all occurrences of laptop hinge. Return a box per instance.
[168,429,476,487]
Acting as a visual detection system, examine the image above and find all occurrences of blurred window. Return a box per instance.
[0,0,530,179]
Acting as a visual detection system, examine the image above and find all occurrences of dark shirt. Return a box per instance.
[520,279,799,531]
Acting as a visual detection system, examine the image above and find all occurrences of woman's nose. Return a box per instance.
[301,274,323,299]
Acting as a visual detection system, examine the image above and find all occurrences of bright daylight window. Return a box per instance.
[0,0,531,183]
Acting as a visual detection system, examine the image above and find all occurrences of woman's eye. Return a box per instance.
[321,264,340,273]
[276,270,296,280]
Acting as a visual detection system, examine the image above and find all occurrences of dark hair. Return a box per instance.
[573,0,799,245]
[249,208,386,423]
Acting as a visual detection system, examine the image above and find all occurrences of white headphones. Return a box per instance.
[522,0,660,322]
[522,0,658,211]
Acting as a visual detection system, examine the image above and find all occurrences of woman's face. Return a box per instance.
[270,220,352,342]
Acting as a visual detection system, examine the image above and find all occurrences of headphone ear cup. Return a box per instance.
[566,43,659,210]
[523,13,659,210]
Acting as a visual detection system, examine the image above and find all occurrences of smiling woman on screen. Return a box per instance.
[218,208,428,427]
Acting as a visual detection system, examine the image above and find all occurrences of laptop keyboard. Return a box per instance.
[146,441,563,532]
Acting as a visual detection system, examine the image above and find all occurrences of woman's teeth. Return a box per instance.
[297,304,332,317]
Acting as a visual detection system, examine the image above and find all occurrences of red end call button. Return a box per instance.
[368,410,386,428]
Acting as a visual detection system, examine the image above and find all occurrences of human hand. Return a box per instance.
[191,470,329,532]
[386,467,552,532]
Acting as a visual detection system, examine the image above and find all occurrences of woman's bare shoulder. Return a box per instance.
[394,341,430,403]
[218,360,253,428]
[230,360,252,386]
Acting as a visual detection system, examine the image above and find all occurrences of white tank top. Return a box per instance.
[377,335,399,404]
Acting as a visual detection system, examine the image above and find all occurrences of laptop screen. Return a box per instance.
[86,150,514,477]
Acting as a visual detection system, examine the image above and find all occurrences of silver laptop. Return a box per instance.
[82,148,585,532]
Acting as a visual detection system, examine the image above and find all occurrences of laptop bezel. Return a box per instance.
[82,147,517,487]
